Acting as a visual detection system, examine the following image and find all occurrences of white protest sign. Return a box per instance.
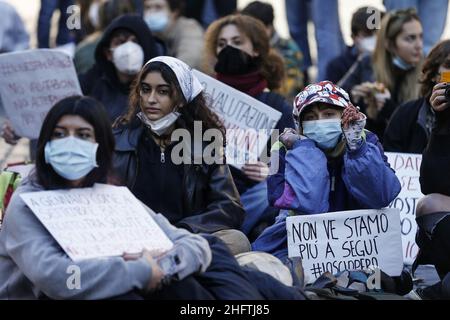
[286,208,403,284]
[386,152,423,265]
[0,49,82,139]
[20,184,173,261]
[193,70,282,169]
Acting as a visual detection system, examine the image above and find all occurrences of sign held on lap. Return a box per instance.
[20,184,173,261]
[286,208,403,284]
[0,49,82,139]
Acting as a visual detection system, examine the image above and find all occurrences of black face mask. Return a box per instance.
[214,45,261,75]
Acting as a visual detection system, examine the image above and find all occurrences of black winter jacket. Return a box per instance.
[383,97,433,154]
[112,123,245,234]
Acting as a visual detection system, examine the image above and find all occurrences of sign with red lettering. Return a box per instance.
[192,70,282,169]
[386,152,423,265]
[0,49,82,139]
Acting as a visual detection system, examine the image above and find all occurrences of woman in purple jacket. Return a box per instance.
[252,81,401,263]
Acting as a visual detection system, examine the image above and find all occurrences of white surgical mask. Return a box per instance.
[144,11,170,32]
[111,41,144,75]
[358,35,377,53]
[44,136,99,181]
[137,111,180,136]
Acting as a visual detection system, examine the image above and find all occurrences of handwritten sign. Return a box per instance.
[20,184,173,261]
[0,49,82,139]
[386,152,423,265]
[193,70,282,169]
[286,208,403,284]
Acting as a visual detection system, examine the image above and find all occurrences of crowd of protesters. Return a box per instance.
[0,0,449,300]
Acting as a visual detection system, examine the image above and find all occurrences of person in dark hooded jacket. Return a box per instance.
[78,14,161,122]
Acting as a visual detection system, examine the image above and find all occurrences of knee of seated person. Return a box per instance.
[417,194,450,217]
[212,229,251,256]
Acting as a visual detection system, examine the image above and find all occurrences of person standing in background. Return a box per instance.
[285,0,345,83]
[37,0,76,56]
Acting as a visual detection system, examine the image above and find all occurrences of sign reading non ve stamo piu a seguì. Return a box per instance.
[20,184,173,261]
[286,208,403,284]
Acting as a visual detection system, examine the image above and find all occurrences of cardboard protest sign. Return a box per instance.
[0,49,82,139]
[386,152,423,265]
[286,208,403,284]
[193,70,282,169]
[20,184,173,261]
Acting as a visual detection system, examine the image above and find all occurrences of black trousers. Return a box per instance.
[415,213,450,299]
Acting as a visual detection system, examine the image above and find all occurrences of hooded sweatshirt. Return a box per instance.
[78,14,159,122]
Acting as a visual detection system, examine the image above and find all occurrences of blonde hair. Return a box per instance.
[372,8,422,103]
[203,14,285,90]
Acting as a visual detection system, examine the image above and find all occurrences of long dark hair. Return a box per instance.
[420,40,450,98]
[35,96,115,190]
[114,61,226,138]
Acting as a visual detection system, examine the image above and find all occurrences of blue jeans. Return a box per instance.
[383,0,449,54]
[285,0,345,81]
[37,0,75,48]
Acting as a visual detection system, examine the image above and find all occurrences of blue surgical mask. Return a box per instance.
[144,11,170,32]
[302,119,342,150]
[392,56,414,71]
[44,136,99,181]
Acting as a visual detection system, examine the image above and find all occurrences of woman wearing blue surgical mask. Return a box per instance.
[143,0,204,69]
[112,56,250,256]
[252,81,402,266]
[0,96,216,299]
[339,8,424,141]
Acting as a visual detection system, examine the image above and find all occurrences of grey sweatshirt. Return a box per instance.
[0,178,212,300]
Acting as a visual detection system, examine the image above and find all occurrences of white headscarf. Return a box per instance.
[143,56,203,103]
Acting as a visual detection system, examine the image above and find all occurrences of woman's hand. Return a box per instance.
[123,249,165,292]
[430,82,449,112]
[242,161,270,182]
[1,121,20,145]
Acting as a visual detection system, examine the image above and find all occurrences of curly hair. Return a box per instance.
[114,61,226,139]
[420,40,450,98]
[203,14,285,91]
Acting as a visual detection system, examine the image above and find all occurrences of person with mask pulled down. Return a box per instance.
[203,14,295,241]
[338,8,424,141]
[252,81,401,265]
[143,0,204,70]
[112,56,250,256]
[325,6,384,84]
